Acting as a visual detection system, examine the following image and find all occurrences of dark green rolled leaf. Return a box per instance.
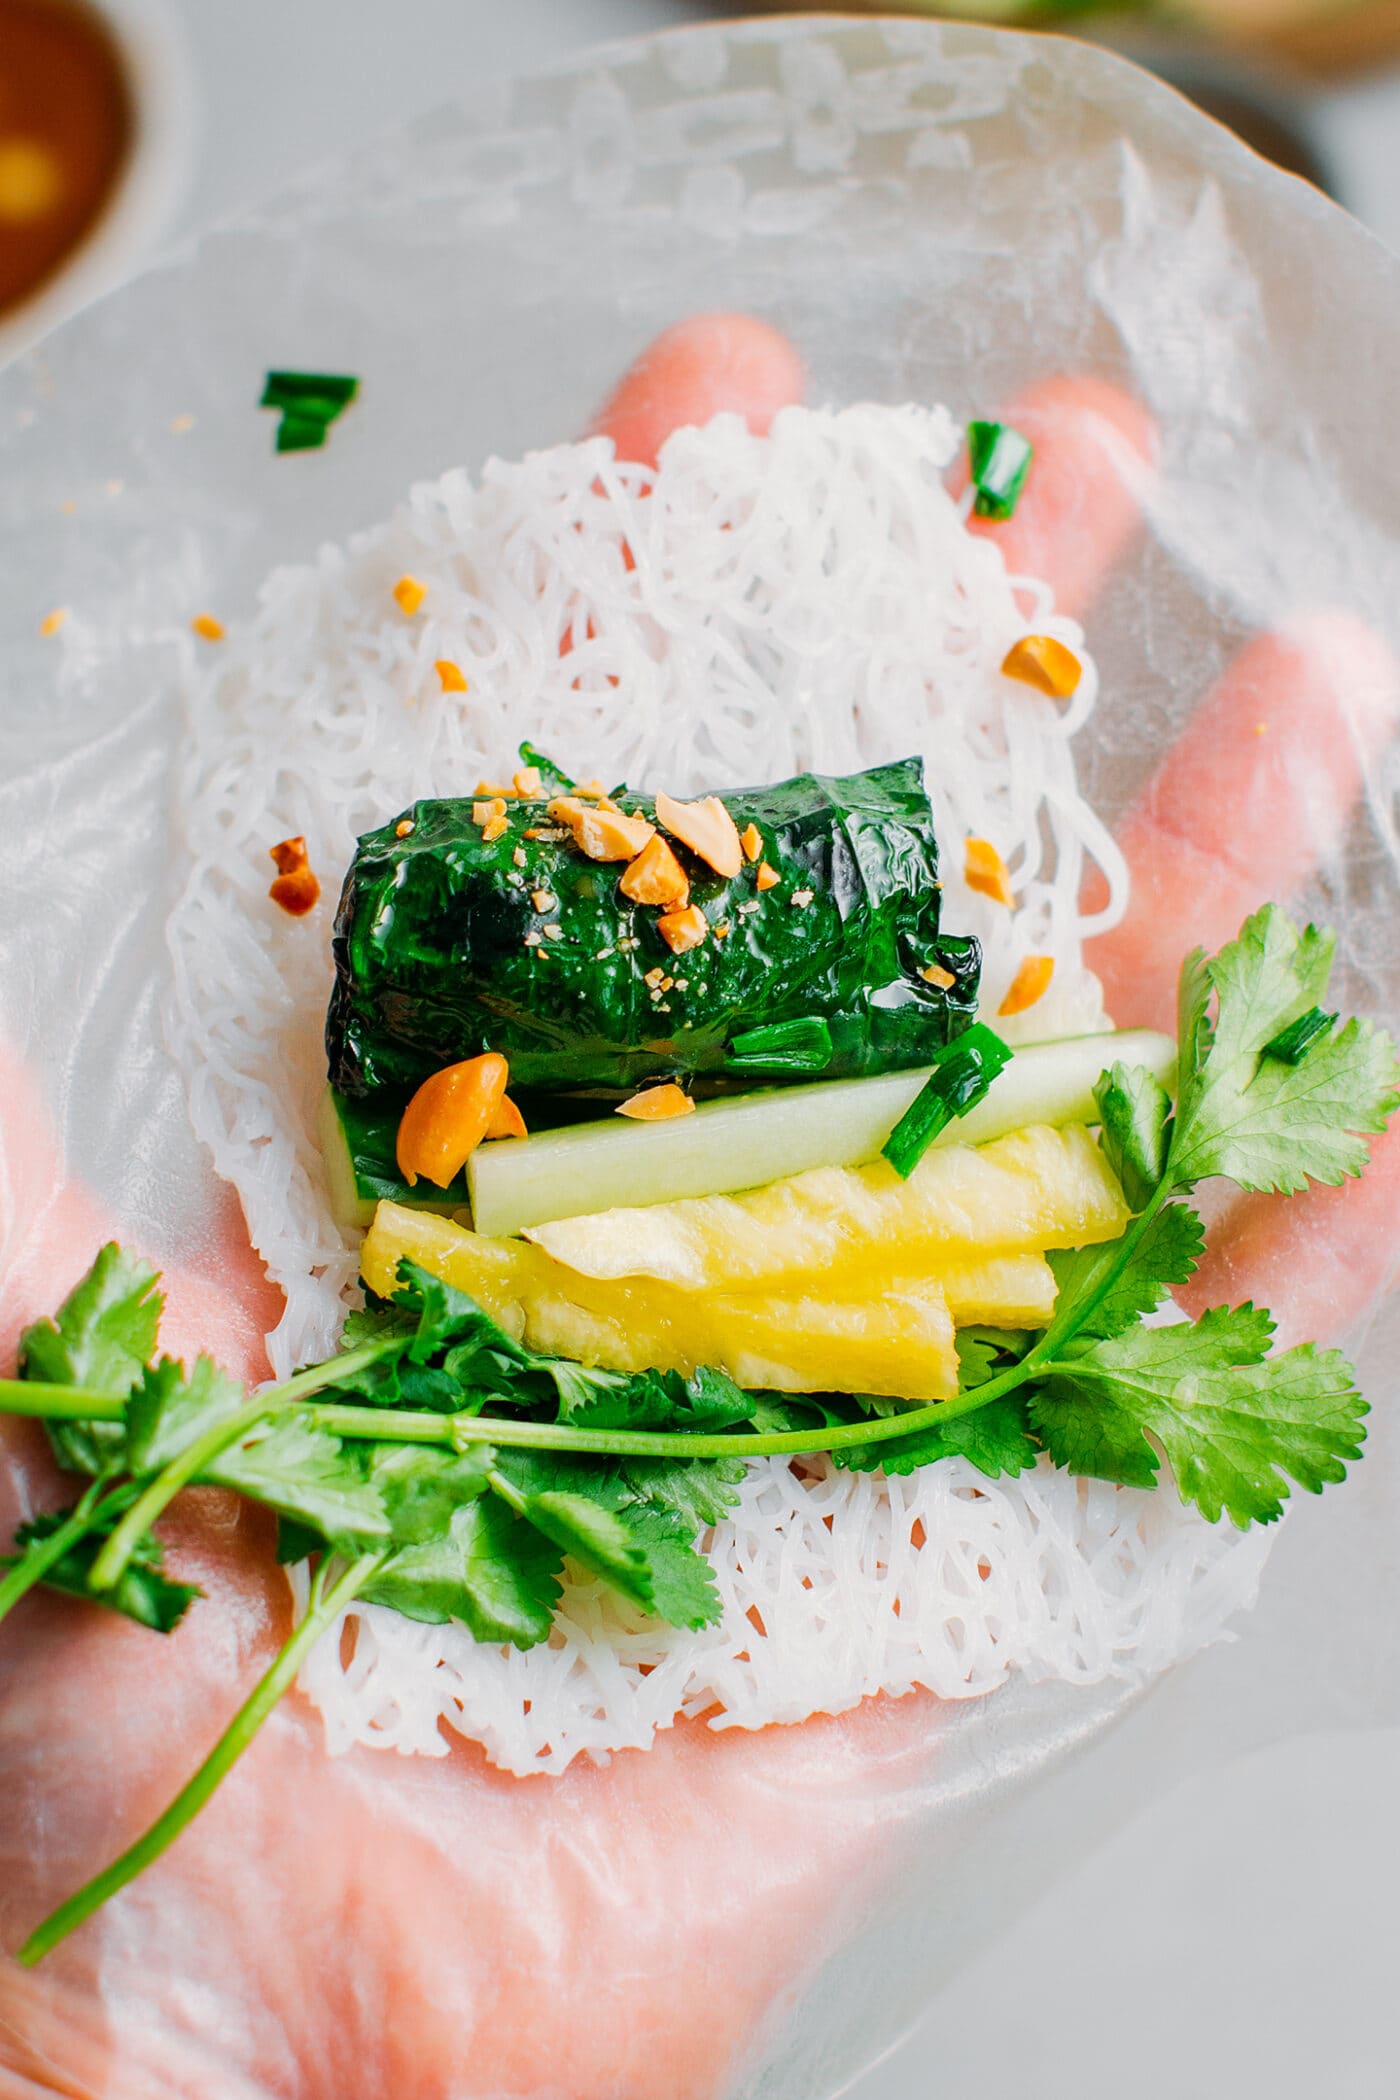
[326,756,980,1096]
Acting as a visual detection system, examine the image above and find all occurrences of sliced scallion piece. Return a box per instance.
[1263,1005,1337,1065]
[967,420,1033,521]
[881,1023,1012,1179]
[261,371,359,453]
[725,1016,834,1076]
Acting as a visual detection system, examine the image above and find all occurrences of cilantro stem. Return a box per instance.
[86,1335,405,1595]
[18,1550,384,1966]
[0,1381,129,1420]
[0,1480,134,1626]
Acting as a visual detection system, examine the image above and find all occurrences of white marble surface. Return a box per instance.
[50,5,1400,2096]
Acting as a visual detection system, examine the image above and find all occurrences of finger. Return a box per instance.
[1176,1122,1400,1349]
[1086,613,1400,1033]
[959,373,1159,617]
[587,311,805,467]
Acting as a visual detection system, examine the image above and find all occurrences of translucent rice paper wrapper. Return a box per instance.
[2,16,1399,2097]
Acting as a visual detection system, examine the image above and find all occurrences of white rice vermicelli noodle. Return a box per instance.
[165,403,1269,1777]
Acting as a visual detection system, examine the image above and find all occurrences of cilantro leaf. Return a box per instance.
[362,1497,562,1646]
[493,1451,722,1629]
[1169,907,1399,1194]
[206,1416,390,1550]
[124,1354,248,1473]
[8,1509,199,1633]
[1048,1203,1205,1343]
[19,1244,162,1475]
[834,1393,1040,1480]
[1031,1307,1367,1525]
[618,1454,747,1530]
[1094,1062,1173,1211]
[367,1443,494,1546]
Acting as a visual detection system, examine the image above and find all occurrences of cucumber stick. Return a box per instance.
[464,1029,1174,1237]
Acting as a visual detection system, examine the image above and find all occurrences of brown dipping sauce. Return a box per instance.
[0,0,133,320]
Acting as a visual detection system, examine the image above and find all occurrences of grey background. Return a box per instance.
[55,4,1400,2095]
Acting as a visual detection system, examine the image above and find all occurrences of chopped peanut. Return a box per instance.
[395,819,415,839]
[964,837,1015,907]
[39,608,67,637]
[619,834,690,908]
[740,822,763,864]
[435,659,468,692]
[548,795,655,862]
[191,613,225,642]
[513,765,542,798]
[268,836,320,917]
[571,778,608,799]
[790,888,814,909]
[531,889,556,913]
[657,903,708,955]
[1001,634,1081,700]
[485,1093,528,1142]
[654,790,743,878]
[920,962,956,989]
[474,780,512,796]
[616,1083,695,1122]
[393,575,427,616]
[755,861,780,892]
[998,954,1055,1017]
[482,815,508,843]
[396,1052,509,1188]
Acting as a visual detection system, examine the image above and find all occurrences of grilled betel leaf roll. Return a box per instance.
[326,756,980,1097]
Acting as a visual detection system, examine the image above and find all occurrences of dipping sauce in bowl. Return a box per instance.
[0,0,134,321]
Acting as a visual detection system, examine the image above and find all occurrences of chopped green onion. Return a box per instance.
[1263,1006,1337,1065]
[261,371,359,410]
[725,1016,834,1076]
[967,420,1033,522]
[275,413,333,454]
[881,1023,1012,1179]
[261,371,359,454]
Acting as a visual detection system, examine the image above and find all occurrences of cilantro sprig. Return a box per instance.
[1,904,1394,1961]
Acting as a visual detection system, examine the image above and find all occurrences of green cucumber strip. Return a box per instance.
[464,1028,1175,1236]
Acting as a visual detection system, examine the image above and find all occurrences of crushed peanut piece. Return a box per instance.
[435,659,468,692]
[543,923,563,939]
[531,890,556,913]
[395,819,416,839]
[571,778,608,799]
[616,1083,694,1122]
[268,836,320,917]
[512,847,527,868]
[619,833,690,909]
[548,795,655,863]
[713,921,731,940]
[595,947,614,962]
[998,953,1055,1017]
[523,930,542,948]
[39,607,67,637]
[790,889,814,908]
[393,575,427,616]
[513,765,542,798]
[1001,634,1081,700]
[920,962,956,989]
[191,613,225,642]
[740,822,763,863]
[482,815,508,843]
[657,904,708,956]
[964,837,1015,907]
[644,967,666,989]
[654,789,743,878]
